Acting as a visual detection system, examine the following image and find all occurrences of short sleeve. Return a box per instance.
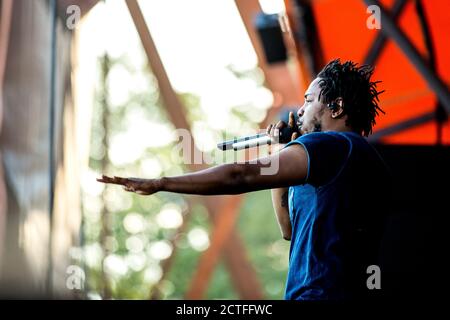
[284,132,351,186]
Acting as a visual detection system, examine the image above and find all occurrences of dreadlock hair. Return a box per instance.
[317,59,385,136]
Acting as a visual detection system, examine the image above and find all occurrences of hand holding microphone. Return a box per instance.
[217,111,300,151]
[266,111,300,146]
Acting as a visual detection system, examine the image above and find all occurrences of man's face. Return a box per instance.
[296,78,328,135]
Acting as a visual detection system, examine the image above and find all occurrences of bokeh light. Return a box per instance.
[187,227,210,252]
[148,240,173,261]
[156,204,183,229]
[123,212,146,234]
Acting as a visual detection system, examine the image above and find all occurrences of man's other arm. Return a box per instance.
[271,187,292,240]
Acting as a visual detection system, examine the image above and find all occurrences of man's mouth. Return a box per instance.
[296,120,305,135]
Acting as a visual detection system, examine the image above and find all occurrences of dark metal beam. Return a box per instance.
[363,0,450,113]
[369,111,435,142]
[292,0,325,76]
[414,0,447,145]
[414,0,436,70]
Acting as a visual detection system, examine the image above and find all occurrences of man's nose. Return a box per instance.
[297,107,304,118]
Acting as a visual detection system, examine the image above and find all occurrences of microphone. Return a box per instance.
[217,126,297,151]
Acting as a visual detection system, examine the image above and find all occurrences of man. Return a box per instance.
[98,59,391,300]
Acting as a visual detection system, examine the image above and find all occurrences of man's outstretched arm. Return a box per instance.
[97,143,308,197]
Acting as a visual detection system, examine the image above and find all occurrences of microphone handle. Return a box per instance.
[232,135,272,151]
[217,133,267,151]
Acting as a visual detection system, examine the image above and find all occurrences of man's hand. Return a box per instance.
[96,175,160,195]
[266,111,299,154]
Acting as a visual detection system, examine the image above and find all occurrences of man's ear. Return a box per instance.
[330,97,344,119]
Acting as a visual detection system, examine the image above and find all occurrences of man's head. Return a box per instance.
[297,59,384,137]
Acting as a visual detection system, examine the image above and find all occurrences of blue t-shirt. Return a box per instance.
[283,131,390,300]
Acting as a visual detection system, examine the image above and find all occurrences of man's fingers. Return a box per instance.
[97,175,129,185]
[288,111,295,128]
[291,132,299,141]
[98,175,150,195]
[97,175,114,183]
[266,123,273,135]
[275,120,286,129]
[123,185,150,195]
[99,175,112,182]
